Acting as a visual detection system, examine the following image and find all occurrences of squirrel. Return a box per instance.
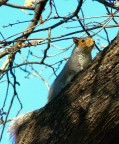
[8,37,95,143]
[48,37,95,102]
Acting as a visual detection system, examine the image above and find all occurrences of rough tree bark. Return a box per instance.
[14,35,119,144]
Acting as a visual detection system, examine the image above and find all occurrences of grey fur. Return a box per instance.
[48,42,92,102]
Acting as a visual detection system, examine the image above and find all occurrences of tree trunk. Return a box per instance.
[15,36,119,144]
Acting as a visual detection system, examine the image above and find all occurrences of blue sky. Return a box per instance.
[0,0,118,143]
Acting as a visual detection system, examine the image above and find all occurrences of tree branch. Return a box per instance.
[0,0,48,59]
[5,2,34,10]
[8,34,119,144]
[95,0,119,9]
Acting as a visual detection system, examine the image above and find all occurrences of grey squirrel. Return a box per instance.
[48,37,95,102]
[8,37,95,143]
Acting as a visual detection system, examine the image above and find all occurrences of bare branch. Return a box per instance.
[0,56,12,71]
[5,2,34,10]
[0,0,48,59]
[95,0,119,9]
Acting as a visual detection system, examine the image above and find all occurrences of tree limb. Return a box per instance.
[0,0,48,59]
[9,35,119,144]
[95,0,119,9]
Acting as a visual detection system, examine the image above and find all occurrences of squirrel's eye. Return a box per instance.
[81,39,85,43]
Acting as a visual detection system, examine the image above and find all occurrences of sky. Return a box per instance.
[0,0,118,143]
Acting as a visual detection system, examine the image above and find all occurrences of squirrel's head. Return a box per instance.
[73,37,95,54]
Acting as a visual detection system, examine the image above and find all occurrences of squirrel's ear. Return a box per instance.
[73,37,79,45]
